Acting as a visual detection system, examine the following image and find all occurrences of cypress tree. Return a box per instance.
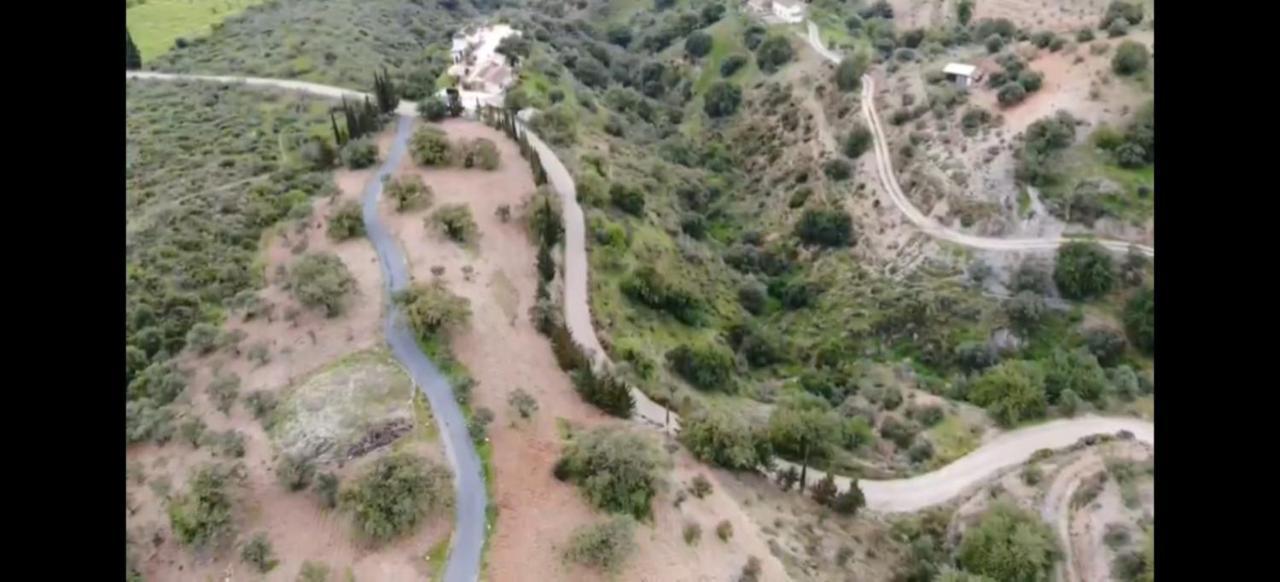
[330,111,345,146]
[126,27,142,70]
[537,240,555,282]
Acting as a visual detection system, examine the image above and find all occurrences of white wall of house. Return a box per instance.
[771,1,805,23]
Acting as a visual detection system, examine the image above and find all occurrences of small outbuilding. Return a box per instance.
[943,63,979,88]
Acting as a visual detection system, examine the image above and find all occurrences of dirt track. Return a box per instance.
[802,22,1154,257]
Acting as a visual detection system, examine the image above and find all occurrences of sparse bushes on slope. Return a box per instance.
[572,363,636,418]
[620,265,703,325]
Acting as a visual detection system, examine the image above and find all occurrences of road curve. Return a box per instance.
[128,72,486,582]
[126,72,1153,519]
[801,23,1154,257]
[785,415,1153,513]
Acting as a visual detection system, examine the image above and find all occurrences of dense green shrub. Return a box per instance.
[768,392,842,466]
[1084,327,1128,366]
[823,159,852,181]
[704,82,743,118]
[794,208,854,247]
[207,372,241,415]
[679,408,771,470]
[1018,70,1044,93]
[341,453,452,544]
[969,361,1048,426]
[326,200,365,240]
[620,265,703,324]
[1124,287,1154,354]
[564,517,637,572]
[410,126,452,166]
[1107,18,1129,37]
[186,323,220,355]
[1043,348,1108,402]
[997,82,1027,106]
[340,138,378,169]
[240,532,278,573]
[1054,242,1116,300]
[756,35,794,72]
[843,124,873,159]
[461,138,500,170]
[277,454,315,491]
[168,464,235,549]
[985,34,1004,53]
[1111,41,1149,75]
[879,415,919,448]
[610,183,646,215]
[720,54,749,77]
[667,342,737,391]
[386,175,432,212]
[956,502,1059,581]
[835,55,868,92]
[430,204,478,242]
[686,31,713,58]
[737,279,768,315]
[395,281,471,339]
[418,98,448,121]
[1101,1,1144,29]
[289,252,357,317]
[558,427,666,518]
[571,363,635,418]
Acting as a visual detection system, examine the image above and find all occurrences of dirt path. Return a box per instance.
[1041,443,1151,582]
[797,24,1154,257]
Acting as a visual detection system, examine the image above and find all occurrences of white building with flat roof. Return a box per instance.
[943,63,979,88]
[771,0,806,23]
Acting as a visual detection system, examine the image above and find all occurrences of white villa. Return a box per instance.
[448,24,520,95]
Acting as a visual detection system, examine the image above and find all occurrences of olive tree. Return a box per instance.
[768,393,842,490]
[556,427,667,518]
[340,453,453,543]
[1054,242,1116,300]
[956,502,1060,581]
[968,361,1048,426]
[288,252,357,317]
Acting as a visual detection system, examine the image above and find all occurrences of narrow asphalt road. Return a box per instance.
[127,71,1152,520]
[364,116,486,582]
[802,22,1155,257]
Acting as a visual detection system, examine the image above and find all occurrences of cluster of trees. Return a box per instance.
[287,252,357,317]
[555,427,666,519]
[1112,41,1150,76]
[679,407,772,471]
[1100,1,1145,30]
[572,362,636,418]
[704,82,743,118]
[340,453,452,543]
[620,264,704,325]
[955,503,1060,581]
[331,95,385,149]
[834,52,870,92]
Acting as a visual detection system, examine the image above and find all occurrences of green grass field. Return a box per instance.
[126,0,268,62]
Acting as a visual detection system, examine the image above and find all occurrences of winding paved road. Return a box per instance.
[127,71,1152,521]
[804,22,1155,257]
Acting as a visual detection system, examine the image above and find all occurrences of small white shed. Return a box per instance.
[943,63,979,88]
